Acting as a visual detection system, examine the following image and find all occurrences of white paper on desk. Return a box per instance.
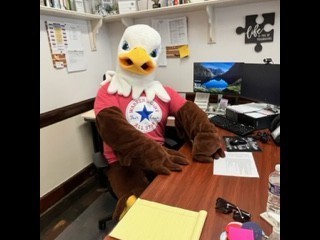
[214,152,259,178]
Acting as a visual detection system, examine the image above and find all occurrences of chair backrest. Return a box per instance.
[92,152,118,200]
[93,152,108,168]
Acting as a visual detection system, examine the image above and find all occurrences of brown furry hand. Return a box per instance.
[163,147,190,167]
[192,132,225,162]
[127,145,190,175]
[175,101,225,162]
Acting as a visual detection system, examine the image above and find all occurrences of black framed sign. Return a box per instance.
[236,12,275,52]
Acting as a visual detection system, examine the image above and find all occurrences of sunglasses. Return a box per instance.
[215,197,251,223]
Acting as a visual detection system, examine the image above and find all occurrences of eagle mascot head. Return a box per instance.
[102,24,170,103]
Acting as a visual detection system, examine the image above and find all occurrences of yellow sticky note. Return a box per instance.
[178,45,190,58]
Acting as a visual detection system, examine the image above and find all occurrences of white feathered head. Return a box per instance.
[117,24,161,77]
[104,24,170,102]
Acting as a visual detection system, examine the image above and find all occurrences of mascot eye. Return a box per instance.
[122,41,130,51]
[150,49,158,58]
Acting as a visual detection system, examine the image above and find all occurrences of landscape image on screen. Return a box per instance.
[193,62,243,95]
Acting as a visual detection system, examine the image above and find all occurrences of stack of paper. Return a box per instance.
[109,198,207,240]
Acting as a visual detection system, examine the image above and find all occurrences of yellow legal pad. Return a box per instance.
[109,198,207,240]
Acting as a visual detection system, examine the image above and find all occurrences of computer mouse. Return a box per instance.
[229,138,247,145]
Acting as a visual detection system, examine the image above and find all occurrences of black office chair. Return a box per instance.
[92,152,118,230]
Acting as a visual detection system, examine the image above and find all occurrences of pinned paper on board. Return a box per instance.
[65,23,86,72]
[152,17,189,63]
[45,21,68,69]
[45,21,86,72]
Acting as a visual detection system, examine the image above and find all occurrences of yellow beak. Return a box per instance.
[118,47,156,75]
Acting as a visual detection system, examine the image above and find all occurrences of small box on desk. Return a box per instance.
[226,103,279,130]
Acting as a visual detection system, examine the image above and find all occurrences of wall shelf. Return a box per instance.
[102,0,275,43]
[102,0,272,23]
[40,5,102,20]
[40,0,277,49]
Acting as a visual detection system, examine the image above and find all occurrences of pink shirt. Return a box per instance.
[94,82,187,164]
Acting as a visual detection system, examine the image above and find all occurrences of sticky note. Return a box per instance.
[178,45,190,58]
[227,226,254,240]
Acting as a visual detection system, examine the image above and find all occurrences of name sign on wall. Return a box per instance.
[236,12,275,52]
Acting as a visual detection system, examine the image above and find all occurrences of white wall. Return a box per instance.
[40,0,280,197]
[106,1,280,92]
[40,114,94,197]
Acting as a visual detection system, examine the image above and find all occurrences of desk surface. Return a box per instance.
[105,127,280,240]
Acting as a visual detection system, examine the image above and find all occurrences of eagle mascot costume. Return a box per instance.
[94,24,225,221]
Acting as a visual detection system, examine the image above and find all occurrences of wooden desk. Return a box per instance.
[105,127,280,239]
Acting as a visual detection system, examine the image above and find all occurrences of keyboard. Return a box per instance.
[209,115,255,136]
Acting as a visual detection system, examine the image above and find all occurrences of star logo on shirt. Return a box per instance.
[136,105,153,122]
[126,97,162,133]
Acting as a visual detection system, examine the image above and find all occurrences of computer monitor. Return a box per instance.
[241,63,280,107]
[193,62,244,95]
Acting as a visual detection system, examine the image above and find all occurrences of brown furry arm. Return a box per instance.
[175,101,225,162]
[95,107,189,174]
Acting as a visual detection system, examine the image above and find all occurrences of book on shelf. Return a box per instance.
[109,198,207,240]
[44,0,73,10]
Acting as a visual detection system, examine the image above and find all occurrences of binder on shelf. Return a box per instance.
[109,198,207,240]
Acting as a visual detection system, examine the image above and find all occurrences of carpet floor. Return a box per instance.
[54,192,117,240]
